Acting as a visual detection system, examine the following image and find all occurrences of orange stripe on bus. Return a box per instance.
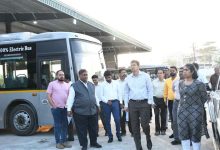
[0,90,46,94]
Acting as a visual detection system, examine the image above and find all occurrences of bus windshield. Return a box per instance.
[70,39,105,81]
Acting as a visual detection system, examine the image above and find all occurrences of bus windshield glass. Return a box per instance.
[70,39,105,81]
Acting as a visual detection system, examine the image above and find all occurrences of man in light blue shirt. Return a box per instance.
[124,60,154,150]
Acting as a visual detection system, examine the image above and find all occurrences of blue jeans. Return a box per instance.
[172,100,180,140]
[102,100,121,138]
[51,108,68,144]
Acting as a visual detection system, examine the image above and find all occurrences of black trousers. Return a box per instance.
[67,119,74,139]
[129,100,151,150]
[153,97,167,132]
[74,113,97,147]
[120,109,133,134]
[168,100,174,128]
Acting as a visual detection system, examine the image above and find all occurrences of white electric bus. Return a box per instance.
[0,32,106,135]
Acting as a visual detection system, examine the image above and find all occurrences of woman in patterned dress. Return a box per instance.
[177,64,207,150]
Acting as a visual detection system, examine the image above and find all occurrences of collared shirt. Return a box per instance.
[117,79,126,102]
[80,80,88,88]
[95,84,102,106]
[163,77,177,101]
[66,86,75,111]
[172,79,180,100]
[47,80,70,108]
[100,80,121,103]
[124,71,154,107]
[152,78,165,98]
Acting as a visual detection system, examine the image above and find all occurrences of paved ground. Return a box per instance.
[0,113,216,150]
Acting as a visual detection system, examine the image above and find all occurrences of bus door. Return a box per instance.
[37,56,65,125]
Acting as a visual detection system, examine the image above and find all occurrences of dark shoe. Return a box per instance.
[161,131,166,135]
[62,142,72,148]
[105,132,108,136]
[155,131,160,136]
[171,140,181,145]
[82,146,87,150]
[90,143,102,148]
[108,138,113,143]
[147,139,152,150]
[169,134,174,138]
[67,137,74,141]
[118,137,122,142]
[121,132,126,136]
[138,147,143,150]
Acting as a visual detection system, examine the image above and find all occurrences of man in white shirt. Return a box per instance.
[100,70,122,143]
[64,74,75,142]
[66,69,102,150]
[152,69,166,136]
[118,68,133,136]
[91,75,108,137]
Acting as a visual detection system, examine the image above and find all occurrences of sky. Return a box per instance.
[61,0,220,67]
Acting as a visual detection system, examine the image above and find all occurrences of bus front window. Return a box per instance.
[70,39,106,81]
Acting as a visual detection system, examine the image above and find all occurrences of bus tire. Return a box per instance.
[9,104,38,136]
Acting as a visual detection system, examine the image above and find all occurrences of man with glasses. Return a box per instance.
[66,69,102,150]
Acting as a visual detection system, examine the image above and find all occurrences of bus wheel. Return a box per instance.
[9,104,38,136]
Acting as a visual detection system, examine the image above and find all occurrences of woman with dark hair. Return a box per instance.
[177,64,207,150]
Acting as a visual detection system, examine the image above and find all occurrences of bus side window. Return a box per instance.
[0,52,37,90]
[0,64,5,88]
[40,60,61,89]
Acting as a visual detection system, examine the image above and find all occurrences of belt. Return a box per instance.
[108,99,118,102]
[130,99,148,102]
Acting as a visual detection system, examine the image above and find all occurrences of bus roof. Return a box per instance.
[0,32,101,45]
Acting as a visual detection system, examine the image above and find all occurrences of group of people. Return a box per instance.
[46,59,215,150]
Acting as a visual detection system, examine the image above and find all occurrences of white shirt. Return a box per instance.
[100,80,121,103]
[66,86,75,111]
[95,84,102,106]
[124,71,154,107]
[152,78,165,98]
[117,79,126,102]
